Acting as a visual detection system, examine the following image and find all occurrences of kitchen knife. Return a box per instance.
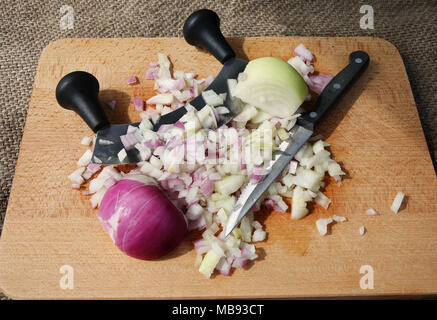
[224,51,370,237]
[55,9,247,165]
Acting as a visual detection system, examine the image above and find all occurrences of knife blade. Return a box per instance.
[224,50,370,237]
[56,9,248,165]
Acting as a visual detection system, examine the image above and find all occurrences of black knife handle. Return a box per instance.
[183,9,235,64]
[297,51,370,131]
[56,71,110,133]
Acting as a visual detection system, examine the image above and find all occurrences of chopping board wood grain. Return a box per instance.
[0,37,436,299]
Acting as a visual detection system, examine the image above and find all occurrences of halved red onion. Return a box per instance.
[98,175,187,260]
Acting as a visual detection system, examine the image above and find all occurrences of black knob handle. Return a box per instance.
[183,9,235,64]
[297,51,369,131]
[55,71,110,133]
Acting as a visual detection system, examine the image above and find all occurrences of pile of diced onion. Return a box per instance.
[69,45,351,278]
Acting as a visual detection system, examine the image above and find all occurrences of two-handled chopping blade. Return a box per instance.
[55,9,247,165]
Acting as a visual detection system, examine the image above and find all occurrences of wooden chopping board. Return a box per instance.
[0,37,436,299]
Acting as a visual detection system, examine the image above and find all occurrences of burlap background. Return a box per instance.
[0,0,436,299]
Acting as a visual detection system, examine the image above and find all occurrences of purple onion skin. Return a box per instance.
[98,178,187,260]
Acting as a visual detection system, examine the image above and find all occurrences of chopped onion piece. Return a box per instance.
[240,215,253,242]
[293,43,314,62]
[365,208,379,216]
[314,192,331,209]
[312,140,329,154]
[277,128,289,140]
[316,218,333,236]
[252,221,263,230]
[288,160,298,174]
[215,106,230,115]
[128,75,138,85]
[77,149,92,166]
[145,67,158,80]
[140,161,162,179]
[149,155,163,170]
[156,78,185,93]
[120,132,138,150]
[300,149,331,170]
[291,186,312,219]
[197,105,217,129]
[332,215,347,222]
[133,97,144,111]
[90,187,107,209]
[146,93,174,105]
[139,118,153,132]
[267,195,288,213]
[199,249,221,278]
[281,174,294,188]
[359,226,366,236]
[201,179,215,197]
[217,208,227,225]
[82,163,101,179]
[293,167,324,191]
[188,215,207,231]
[227,79,238,97]
[157,53,171,79]
[308,74,333,95]
[187,203,204,220]
[80,136,91,146]
[307,190,317,198]
[288,56,314,77]
[151,114,160,124]
[327,161,345,178]
[286,116,298,131]
[193,239,210,255]
[252,229,266,242]
[117,149,127,162]
[216,257,232,276]
[390,192,405,214]
[234,105,258,123]
[211,241,225,257]
[68,167,85,184]
[215,175,245,196]
[294,143,314,162]
[201,90,224,107]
